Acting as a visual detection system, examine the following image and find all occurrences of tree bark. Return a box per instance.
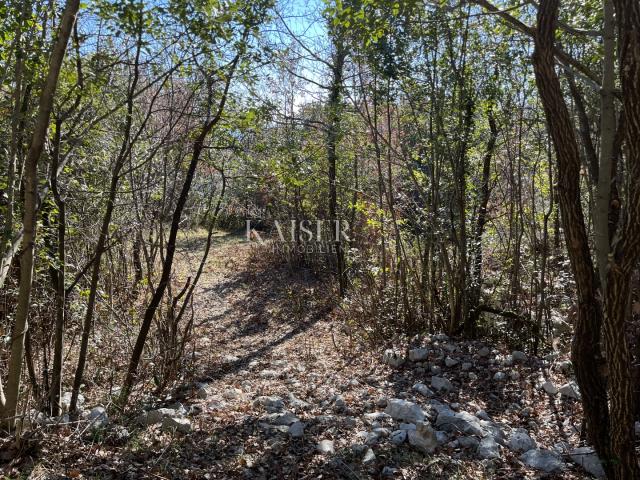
[603,0,640,477]
[532,0,612,474]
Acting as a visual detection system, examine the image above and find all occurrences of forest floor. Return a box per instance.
[5,230,610,479]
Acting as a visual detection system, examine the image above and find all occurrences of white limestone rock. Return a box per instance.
[477,435,501,459]
[541,381,558,395]
[431,376,454,392]
[383,349,406,368]
[408,348,429,362]
[385,399,426,423]
[520,448,564,473]
[570,447,605,478]
[511,351,528,363]
[161,416,192,434]
[407,421,438,453]
[507,428,536,452]
[412,383,434,397]
[317,439,335,454]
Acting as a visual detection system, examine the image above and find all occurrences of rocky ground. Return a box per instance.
[5,232,639,479]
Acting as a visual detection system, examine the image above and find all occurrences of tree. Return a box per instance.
[533,0,640,476]
[0,0,81,428]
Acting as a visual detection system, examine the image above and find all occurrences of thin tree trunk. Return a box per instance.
[594,0,616,292]
[69,15,143,413]
[49,118,66,416]
[466,101,498,337]
[0,0,80,427]
[120,54,241,405]
[327,35,347,296]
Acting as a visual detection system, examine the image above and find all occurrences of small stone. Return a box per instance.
[383,349,406,368]
[412,383,434,397]
[161,416,191,433]
[510,371,521,380]
[520,448,564,473]
[477,435,501,459]
[511,351,527,363]
[430,365,442,375]
[317,439,335,454]
[445,357,459,367]
[254,395,285,412]
[407,421,438,453]
[433,334,449,341]
[468,372,478,381]
[559,382,580,399]
[458,436,480,449]
[569,447,605,478]
[382,466,398,477]
[385,399,426,423]
[493,372,506,381]
[399,423,416,430]
[87,406,108,428]
[390,430,407,445]
[461,362,473,371]
[541,381,558,395]
[362,448,376,464]
[431,376,454,392]
[259,369,278,379]
[409,348,429,362]
[288,421,305,437]
[476,409,490,421]
[478,346,491,357]
[507,428,536,452]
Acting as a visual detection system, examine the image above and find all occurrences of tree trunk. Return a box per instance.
[49,118,66,417]
[466,101,498,337]
[327,35,347,296]
[69,12,143,414]
[0,0,80,427]
[532,0,612,473]
[604,0,640,476]
[120,54,241,406]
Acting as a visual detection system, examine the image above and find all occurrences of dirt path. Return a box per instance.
[18,231,592,479]
[158,232,586,480]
